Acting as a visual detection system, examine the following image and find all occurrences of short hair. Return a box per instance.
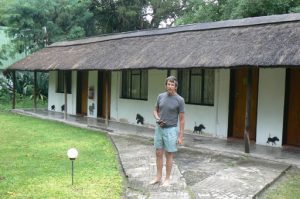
[165,76,178,87]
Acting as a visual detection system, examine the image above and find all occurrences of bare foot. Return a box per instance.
[161,179,171,187]
[149,177,161,185]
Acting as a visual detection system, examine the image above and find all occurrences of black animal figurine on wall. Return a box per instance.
[89,103,95,115]
[61,104,65,112]
[51,105,55,111]
[136,114,144,125]
[266,135,279,145]
[193,123,205,134]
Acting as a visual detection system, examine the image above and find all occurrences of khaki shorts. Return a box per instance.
[154,126,178,152]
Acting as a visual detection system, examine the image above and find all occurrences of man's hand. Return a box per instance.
[177,134,183,145]
[156,119,166,127]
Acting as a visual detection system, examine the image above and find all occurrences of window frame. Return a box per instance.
[177,68,214,106]
[121,69,148,100]
[56,71,72,94]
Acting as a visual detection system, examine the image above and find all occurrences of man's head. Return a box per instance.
[165,76,178,87]
[165,76,178,95]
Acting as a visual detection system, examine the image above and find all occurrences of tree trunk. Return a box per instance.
[33,71,37,111]
[64,71,68,120]
[105,72,109,127]
[12,71,16,109]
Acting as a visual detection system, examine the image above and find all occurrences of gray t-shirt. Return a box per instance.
[155,92,185,127]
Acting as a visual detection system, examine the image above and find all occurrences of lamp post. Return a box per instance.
[67,148,78,185]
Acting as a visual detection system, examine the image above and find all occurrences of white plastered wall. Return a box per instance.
[48,71,77,114]
[110,69,166,128]
[110,69,230,136]
[215,69,230,138]
[256,68,286,146]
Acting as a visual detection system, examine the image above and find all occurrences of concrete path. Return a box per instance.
[109,133,289,199]
[110,134,190,199]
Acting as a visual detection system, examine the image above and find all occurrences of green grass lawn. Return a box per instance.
[0,96,48,111]
[0,111,123,199]
[259,167,300,199]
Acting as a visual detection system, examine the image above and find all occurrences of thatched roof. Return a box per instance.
[8,13,300,71]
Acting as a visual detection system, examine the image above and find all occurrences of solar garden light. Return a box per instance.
[67,148,78,185]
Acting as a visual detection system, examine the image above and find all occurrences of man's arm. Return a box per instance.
[154,107,166,127]
[178,112,185,144]
[153,106,160,121]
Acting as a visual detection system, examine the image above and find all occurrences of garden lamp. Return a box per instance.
[67,148,78,185]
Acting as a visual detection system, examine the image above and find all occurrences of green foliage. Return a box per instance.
[148,0,186,28]
[0,0,16,26]
[67,26,86,40]
[92,0,150,32]
[0,76,11,102]
[0,71,48,104]
[0,44,9,66]
[1,0,97,56]
[1,0,186,63]
[0,112,123,198]
[177,0,300,25]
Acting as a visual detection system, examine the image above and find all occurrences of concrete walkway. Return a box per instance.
[12,109,300,199]
[110,133,289,199]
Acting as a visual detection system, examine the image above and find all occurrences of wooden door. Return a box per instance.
[76,71,88,115]
[285,69,300,146]
[98,71,111,118]
[230,68,258,140]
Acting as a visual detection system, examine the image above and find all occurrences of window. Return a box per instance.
[57,71,72,94]
[178,68,214,105]
[121,70,148,100]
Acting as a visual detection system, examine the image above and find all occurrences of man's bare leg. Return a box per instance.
[162,151,173,186]
[150,149,164,184]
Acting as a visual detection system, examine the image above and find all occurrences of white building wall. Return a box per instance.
[110,69,231,135]
[46,68,288,147]
[215,69,230,138]
[87,71,98,118]
[256,68,286,146]
[48,71,77,115]
[110,69,167,128]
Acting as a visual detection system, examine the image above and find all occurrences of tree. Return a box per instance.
[91,0,186,33]
[0,0,16,26]
[1,0,97,55]
[1,0,186,57]
[176,0,300,25]
[147,0,187,28]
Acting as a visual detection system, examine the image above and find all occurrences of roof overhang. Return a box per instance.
[7,13,300,71]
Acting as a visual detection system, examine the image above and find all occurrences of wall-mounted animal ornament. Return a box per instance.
[89,103,95,115]
[51,105,55,111]
[136,114,144,125]
[266,135,279,145]
[193,123,205,134]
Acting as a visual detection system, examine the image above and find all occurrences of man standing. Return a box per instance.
[150,76,185,186]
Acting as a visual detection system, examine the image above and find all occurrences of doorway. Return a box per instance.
[228,68,258,140]
[284,68,300,147]
[76,71,88,115]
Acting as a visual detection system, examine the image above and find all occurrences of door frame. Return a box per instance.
[76,70,88,115]
[228,68,258,140]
